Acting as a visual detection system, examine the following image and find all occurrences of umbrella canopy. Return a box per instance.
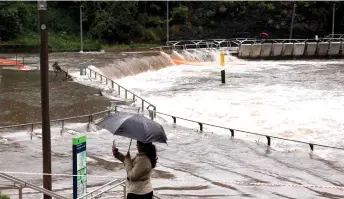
[96,112,167,144]
[260,32,269,39]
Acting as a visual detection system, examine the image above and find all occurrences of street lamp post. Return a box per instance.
[166,0,169,43]
[332,2,335,37]
[80,4,83,52]
[289,3,296,40]
[38,1,52,198]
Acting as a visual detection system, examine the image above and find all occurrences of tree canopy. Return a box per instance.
[0,1,342,44]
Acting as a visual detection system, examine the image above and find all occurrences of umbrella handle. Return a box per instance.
[128,139,132,153]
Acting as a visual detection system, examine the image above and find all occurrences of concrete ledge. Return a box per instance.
[250,44,262,58]
[293,43,305,56]
[238,44,251,58]
[282,43,293,56]
[305,42,317,56]
[316,42,329,56]
[271,43,283,56]
[260,43,272,57]
[329,42,341,55]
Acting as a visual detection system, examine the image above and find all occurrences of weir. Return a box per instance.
[163,35,344,59]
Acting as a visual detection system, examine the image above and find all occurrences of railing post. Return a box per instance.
[309,144,314,151]
[106,78,108,85]
[118,85,121,96]
[133,94,136,102]
[141,100,144,111]
[30,124,34,140]
[149,110,154,120]
[125,90,127,99]
[123,185,127,199]
[230,129,234,137]
[266,136,271,146]
[95,72,97,79]
[172,116,176,123]
[153,106,156,118]
[100,75,103,82]
[198,123,203,132]
[115,106,118,112]
[18,187,23,199]
[60,120,64,136]
[111,81,114,89]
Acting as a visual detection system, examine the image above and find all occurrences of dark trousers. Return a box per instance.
[127,191,153,199]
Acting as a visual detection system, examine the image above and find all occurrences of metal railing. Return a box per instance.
[85,67,156,115]
[0,172,68,199]
[77,179,126,199]
[145,108,344,152]
[0,110,111,138]
[164,37,344,51]
[0,172,163,199]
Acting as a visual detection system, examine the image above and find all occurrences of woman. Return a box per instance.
[113,141,157,199]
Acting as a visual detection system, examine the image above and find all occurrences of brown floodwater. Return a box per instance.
[0,69,110,126]
[0,51,168,126]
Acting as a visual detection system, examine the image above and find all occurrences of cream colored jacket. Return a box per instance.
[124,153,153,194]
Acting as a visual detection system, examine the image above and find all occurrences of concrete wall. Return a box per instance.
[317,42,329,56]
[271,43,283,56]
[260,43,272,57]
[282,43,294,56]
[293,43,305,56]
[329,42,341,55]
[238,44,251,58]
[251,44,262,58]
[236,41,344,58]
[305,42,317,56]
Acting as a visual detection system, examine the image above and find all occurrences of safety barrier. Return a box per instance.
[144,108,344,152]
[0,110,111,139]
[0,172,163,199]
[0,172,68,199]
[84,67,156,115]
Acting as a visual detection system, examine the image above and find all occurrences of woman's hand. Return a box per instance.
[125,151,131,159]
[112,146,119,157]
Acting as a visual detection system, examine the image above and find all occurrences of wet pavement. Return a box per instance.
[0,116,343,199]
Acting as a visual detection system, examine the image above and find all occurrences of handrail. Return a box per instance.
[145,108,344,152]
[164,38,344,51]
[85,67,156,116]
[0,172,68,199]
[0,109,110,131]
[77,179,126,199]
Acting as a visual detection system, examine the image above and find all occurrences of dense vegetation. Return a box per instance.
[0,193,10,199]
[0,1,342,51]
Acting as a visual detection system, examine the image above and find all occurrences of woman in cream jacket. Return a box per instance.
[113,141,157,199]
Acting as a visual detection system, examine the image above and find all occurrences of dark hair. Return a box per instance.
[139,142,158,168]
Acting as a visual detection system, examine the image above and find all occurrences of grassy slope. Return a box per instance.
[1,33,160,52]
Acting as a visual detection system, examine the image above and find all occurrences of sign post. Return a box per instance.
[73,135,87,199]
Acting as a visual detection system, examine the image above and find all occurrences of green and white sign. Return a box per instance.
[73,135,87,199]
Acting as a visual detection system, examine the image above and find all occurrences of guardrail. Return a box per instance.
[0,172,68,199]
[0,110,111,139]
[84,67,156,116]
[0,172,163,199]
[164,37,344,50]
[145,107,344,152]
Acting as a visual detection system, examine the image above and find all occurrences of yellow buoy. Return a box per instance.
[220,52,225,66]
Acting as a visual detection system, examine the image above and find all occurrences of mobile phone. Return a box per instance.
[113,140,116,148]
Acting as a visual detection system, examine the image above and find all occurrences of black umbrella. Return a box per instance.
[96,112,167,144]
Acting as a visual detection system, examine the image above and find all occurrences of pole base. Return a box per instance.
[221,70,225,84]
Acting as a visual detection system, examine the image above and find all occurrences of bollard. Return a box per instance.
[220,52,225,66]
[221,70,225,84]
